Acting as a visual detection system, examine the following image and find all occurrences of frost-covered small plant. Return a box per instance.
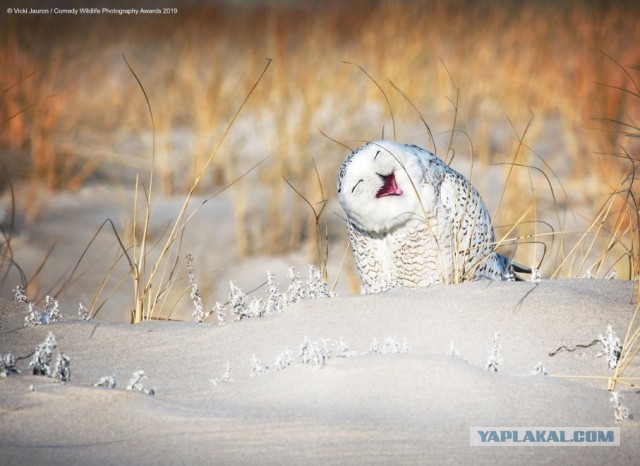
[530,362,548,375]
[306,265,335,299]
[77,302,90,321]
[447,340,461,358]
[336,338,357,358]
[399,338,410,354]
[382,338,399,354]
[0,352,18,377]
[598,325,622,370]
[186,254,205,324]
[274,348,293,370]
[28,332,70,380]
[321,338,333,357]
[126,370,155,396]
[298,336,331,368]
[127,370,144,390]
[299,336,314,362]
[228,281,249,321]
[209,302,226,326]
[369,338,381,354]
[94,375,117,389]
[53,354,71,382]
[285,267,307,304]
[530,266,542,282]
[484,331,503,372]
[220,361,233,383]
[249,355,268,377]
[211,361,233,386]
[24,302,41,327]
[14,285,29,304]
[42,296,62,324]
[382,337,410,354]
[29,332,58,376]
[610,391,632,422]
[25,296,62,327]
[265,271,285,313]
[248,297,265,318]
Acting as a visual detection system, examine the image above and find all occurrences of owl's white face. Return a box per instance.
[337,140,431,235]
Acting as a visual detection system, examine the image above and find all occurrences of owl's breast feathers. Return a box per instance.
[347,221,398,294]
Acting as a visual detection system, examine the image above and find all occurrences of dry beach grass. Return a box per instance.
[1,1,639,285]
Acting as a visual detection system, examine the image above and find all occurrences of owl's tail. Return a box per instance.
[477,253,531,282]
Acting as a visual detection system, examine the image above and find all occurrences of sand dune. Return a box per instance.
[1,279,639,464]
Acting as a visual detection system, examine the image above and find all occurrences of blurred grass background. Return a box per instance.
[1,0,639,305]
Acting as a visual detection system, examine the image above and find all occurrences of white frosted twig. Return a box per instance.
[306,265,336,299]
[610,391,632,422]
[228,281,249,321]
[248,297,265,318]
[126,370,146,390]
[27,332,71,381]
[208,302,226,325]
[530,266,542,282]
[447,340,461,358]
[0,353,18,377]
[265,271,285,313]
[29,332,58,376]
[24,302,41,327]
[14,285,29,304]
[336,338,357,358]
[41,296,62,324]
[211,361,233,386]
[126,370,155,396]
[285,267,307,304]
[220,361,233,383]
[597,325,622,370]
[78,303,90,321]
[24,296,62,327]
[530,362,547,375]
[186,254,205,324]
[274,348,293,370]
[484,331,502,372]
[53,354,71,382]
[381,337,410,354]
[249,355,268,377]
[94,375,117,389]
[298,336,330,368]
[369,337,381,354]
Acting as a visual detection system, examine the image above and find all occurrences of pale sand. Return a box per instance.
[1,279,639,465]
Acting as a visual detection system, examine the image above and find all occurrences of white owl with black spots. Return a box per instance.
[337,140,528,294]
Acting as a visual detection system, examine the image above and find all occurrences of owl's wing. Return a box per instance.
[434,163,507,281]
[347,221,398,294]
[407,148,501,282]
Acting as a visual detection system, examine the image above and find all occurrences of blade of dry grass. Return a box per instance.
[116,58,272,321]
[387,78,437,156]
[344,61,396,142]
[283,164,329,278]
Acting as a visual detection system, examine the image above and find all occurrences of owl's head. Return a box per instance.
[337,140,432,235]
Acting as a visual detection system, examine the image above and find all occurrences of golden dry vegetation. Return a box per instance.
[1,0,639,295]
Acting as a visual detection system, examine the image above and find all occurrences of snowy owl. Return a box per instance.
[337,140,529,294]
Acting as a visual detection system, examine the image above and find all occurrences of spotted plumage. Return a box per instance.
[337,140,528,294]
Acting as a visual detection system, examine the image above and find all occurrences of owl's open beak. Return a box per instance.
[376,172,403,198]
